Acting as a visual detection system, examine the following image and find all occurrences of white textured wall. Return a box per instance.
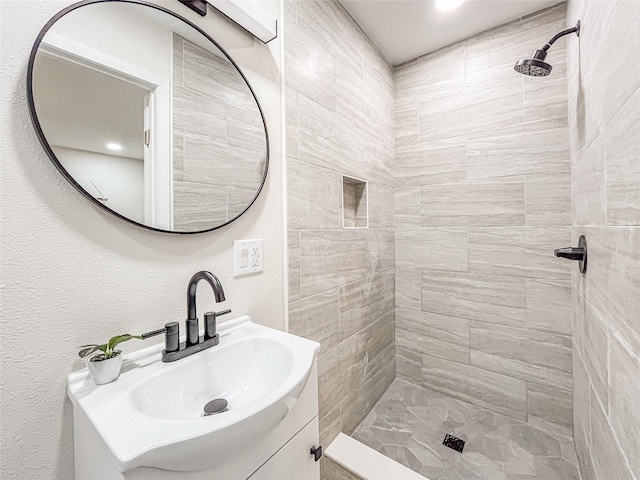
[54,147,145,224]
[0,1,284,478]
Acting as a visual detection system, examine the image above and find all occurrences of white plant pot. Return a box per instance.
[88,351,123,385]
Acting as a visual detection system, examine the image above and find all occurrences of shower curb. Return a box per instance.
[326,433,428,480]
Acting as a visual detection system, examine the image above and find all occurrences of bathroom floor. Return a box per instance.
[352,379,581,480]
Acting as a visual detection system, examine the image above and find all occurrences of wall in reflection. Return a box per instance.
[172,33,265,231]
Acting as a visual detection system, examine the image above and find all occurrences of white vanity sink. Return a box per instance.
[129,336,294,420]
[68,316,320,477]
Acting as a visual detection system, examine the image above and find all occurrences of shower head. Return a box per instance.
[514,20,580,77]
[514,50,552,76]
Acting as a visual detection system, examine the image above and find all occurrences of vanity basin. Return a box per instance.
[67,316,320,473]
[130,336,293,420]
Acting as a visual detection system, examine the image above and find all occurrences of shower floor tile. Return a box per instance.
[352,379,581,480]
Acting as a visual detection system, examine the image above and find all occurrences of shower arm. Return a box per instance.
[542,21,580,51]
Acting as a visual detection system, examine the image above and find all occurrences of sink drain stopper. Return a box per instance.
[204,398,228,416]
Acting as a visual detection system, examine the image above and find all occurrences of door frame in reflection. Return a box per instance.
[39,31,173,230]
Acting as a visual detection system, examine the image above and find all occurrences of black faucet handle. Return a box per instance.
[141,327,166,339]
[141,322,180,353]
[204,309,231,340]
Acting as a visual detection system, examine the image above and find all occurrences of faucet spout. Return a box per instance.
[187,271,226,321]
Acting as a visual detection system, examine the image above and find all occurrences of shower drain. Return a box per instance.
[443,434,465,453]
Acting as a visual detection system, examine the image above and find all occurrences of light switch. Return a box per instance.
[234,239,264,276]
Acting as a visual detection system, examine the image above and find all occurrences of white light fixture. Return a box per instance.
[106,143,122,151]
[435,0,465,13]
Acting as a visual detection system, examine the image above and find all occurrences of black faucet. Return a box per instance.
[186,271,226,346]
[142,271,231,362]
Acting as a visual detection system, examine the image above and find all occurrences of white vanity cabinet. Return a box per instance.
[69,317,321,480]
[249,417,320,480]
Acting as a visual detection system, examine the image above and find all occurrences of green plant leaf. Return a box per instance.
[79,334,141,359]
[78,345,104,358]
[107,334,142,352]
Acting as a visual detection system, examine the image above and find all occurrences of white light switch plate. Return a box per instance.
[234,239,264,276]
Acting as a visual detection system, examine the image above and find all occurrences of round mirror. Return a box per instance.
[28,0,269,234]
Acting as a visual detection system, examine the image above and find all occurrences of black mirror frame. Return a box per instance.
[26,0,270,234]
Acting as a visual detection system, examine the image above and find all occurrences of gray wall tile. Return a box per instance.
[572,353,595,480]
[526,279,571,336]
[295,0,364,79]
[368,183,395,228]
[572,139,606,226]
[527,383,573,437]
[395,268,421,311]
[469,322,572,391]
[394,106,419,148]
[287,159,340,230]
[289,288,340,354]
[421,353,527,421]
[318,345,344,419]
[523,46,567,123]
[589,390,635,480]
[172,182,227,230]
[466,117,569,180]
[605,88,640,225]
[396,228,469,271]
[396,308,469,364]
[609,335,640,477]
[422,271,526,326]
[284,22,336,111]
[468,227,571,279]
[421,179,525,227]
[394,43,465,109]
[339,271,395,341]
[322,458,362,480]
[364,37,394,104]
[394,4,574,435]
[297,94,365,177]
[395,187,421,228]
[395,142,466,187]
[366,228,395,275]
[364,131,395,187]
[336,62,385,138]
[396,346,422,385]
[320,405,341,447]
[525,172,571,226]
[579,301,609,410]
[584,227,640,354]
[286,0,395,442]
[340,310,394,395]
[340,348,396,434]
[568,4,640,473]
[300,229,367,297]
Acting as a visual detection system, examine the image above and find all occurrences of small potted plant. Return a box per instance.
[78,334,141,385]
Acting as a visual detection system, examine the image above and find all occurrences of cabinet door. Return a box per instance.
[248,417,320,480]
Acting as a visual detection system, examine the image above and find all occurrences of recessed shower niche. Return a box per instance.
[341,175,368,229]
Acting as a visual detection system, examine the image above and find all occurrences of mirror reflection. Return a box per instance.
[30,1,268,233]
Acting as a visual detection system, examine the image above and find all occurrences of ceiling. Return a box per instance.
[341,0,561,65]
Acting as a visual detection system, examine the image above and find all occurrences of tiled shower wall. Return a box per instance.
[394,4,574,434]
[284,0,396,453]
[567,0,640,478]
